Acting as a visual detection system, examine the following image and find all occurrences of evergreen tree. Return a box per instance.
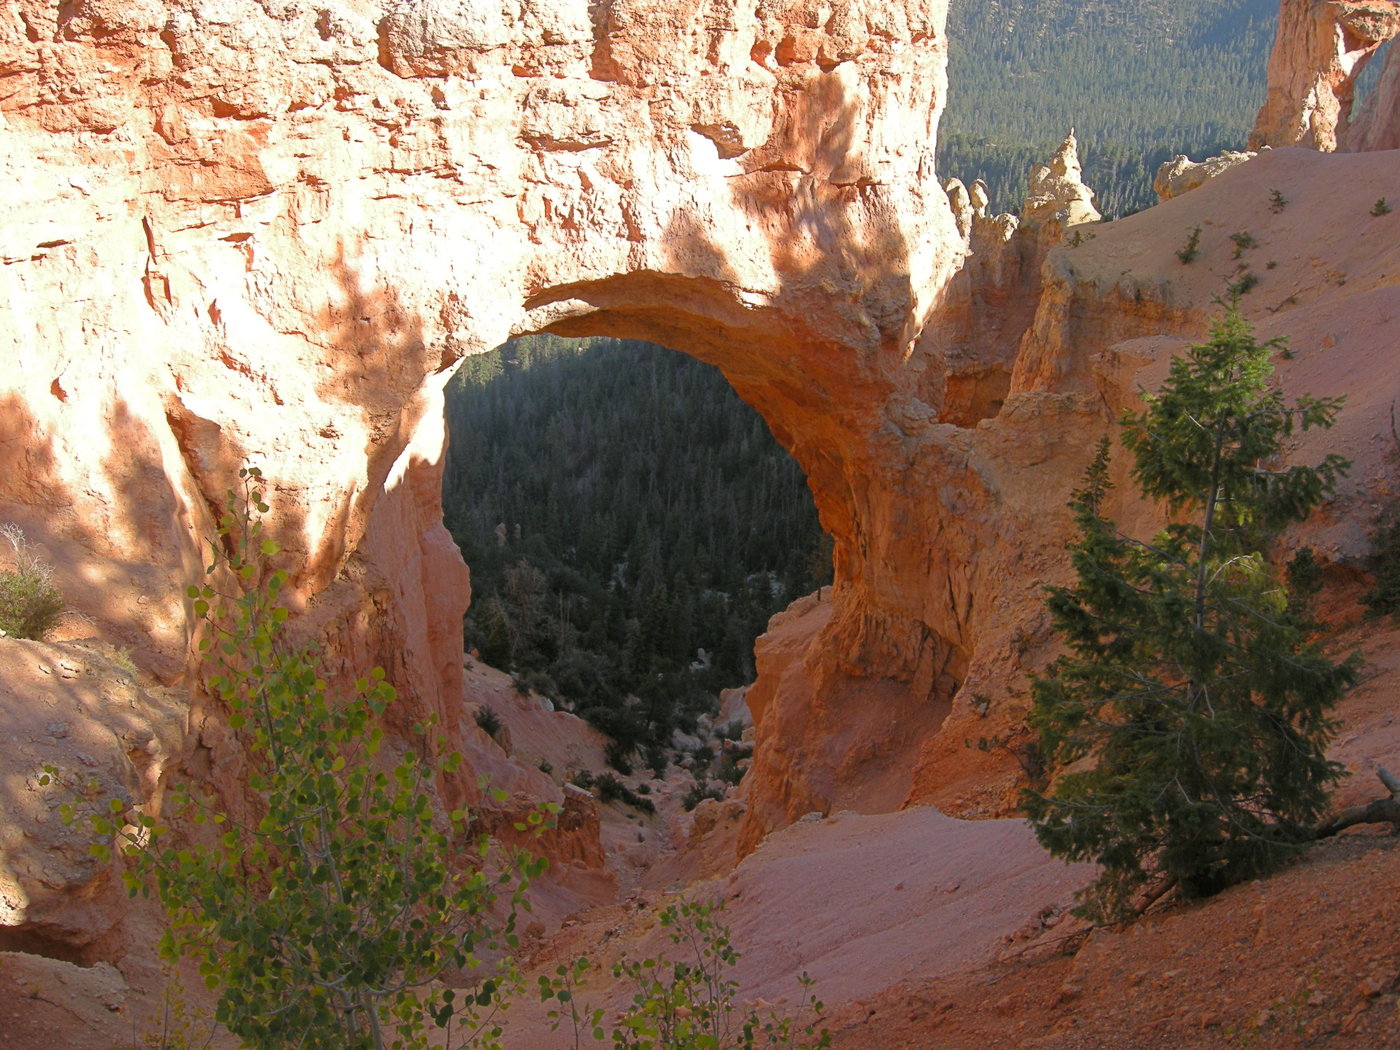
[1025,305,1357,920]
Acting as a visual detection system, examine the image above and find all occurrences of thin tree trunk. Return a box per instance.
[1313,766,1400,838]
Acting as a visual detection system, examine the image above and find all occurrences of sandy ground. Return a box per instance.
[499,608,1400,1050]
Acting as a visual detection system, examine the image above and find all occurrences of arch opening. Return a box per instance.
[440,267,971,842]
[443,333,833,779]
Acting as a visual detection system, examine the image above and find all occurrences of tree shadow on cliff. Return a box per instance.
[301,245,489,809]
[0,393,204,682]
[309,245,438,584]
[0,393,201,969]
[712,68,964,828]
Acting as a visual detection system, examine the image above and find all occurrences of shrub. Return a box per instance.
[0,523,64,640]
[593,772,656,815]
[643,742,668,778]
[605,738,634,775]
[715,720,745,742]
[82,469,545,1050]
[542,899,830,1050]
[1227,269,1259,296]
[682,783,724,811]
[1176,225,1201,264]
[1363,516,1400,617]
[713,755,745,787]
[475,704,504,739]
[1372,197,1391,217]
[569,769,596,791]
[511,668,558,699]
[1286,546,1325,623]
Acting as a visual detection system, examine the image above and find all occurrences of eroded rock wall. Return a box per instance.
[6,11,1400,1041]
[1251,0,1400,151]
[1,0,980,942]
[1345,33,1400,149]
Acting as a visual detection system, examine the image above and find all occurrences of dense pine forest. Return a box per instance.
[940,0,1279,217]
[443,337,829,770]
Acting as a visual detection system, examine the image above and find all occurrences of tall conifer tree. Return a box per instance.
[1025,304,1356,920]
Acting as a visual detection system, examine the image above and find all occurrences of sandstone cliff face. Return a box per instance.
[6,5,1400,1010]
[1345,33,1400,149]
[1251,0,1400,151]
[0,0,970,956]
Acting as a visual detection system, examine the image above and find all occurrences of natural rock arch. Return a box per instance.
[1,0,1030,862]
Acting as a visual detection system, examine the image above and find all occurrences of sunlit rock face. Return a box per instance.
[1345,34,1400,150]
[5,3,1400,995]
[0,0,987,871]
[1250,0,1400,151]
[1153,150,1257,200]
[9,0,1399,887]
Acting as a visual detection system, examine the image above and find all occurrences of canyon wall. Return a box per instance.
[1345,30,1400,149]
[7,4,1400,1011]
[1251,0,1400,151]
[0,0,978,959]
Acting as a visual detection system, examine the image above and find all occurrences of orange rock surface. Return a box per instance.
[0,0,955,873]
[1251,0,1400,150]
[3,4,1400,1045]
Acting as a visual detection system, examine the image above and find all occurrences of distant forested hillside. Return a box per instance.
[443,337,829,770]
[940,0,1278,217]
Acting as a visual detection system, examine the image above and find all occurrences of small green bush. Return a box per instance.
[542,899,830,1050]
[682,783,724,811]
[594,772,656,815]
[1372,197,1392,217]
[1363,517,1400,617]
[1286,546,1325,623]
[1227,270,1259,296]
[714,755,745,787]
[604,738,635,775]
[0,568,65,640]
[475,704,504,738]
[1176,225,1201,264]
[75,469,544,1050]
[511,668,558,699]
[0,523,64,640]
[643,742,668,778]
